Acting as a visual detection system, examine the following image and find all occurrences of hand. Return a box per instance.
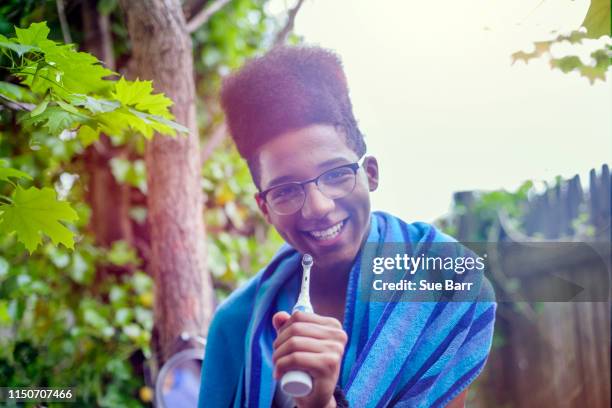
[272,311,347,408]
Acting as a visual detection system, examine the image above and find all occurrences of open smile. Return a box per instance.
[301,218,349,243]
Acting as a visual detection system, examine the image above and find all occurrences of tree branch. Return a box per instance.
[200,122,227,164]
[273,0,306,47]
[0,95,35,112]
[182,0,208,21]
[186,0,231,33]
[56,0,73,44]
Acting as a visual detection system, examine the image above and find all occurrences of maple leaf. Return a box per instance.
[0,186,78,253]
[14,22,50,47]
[0,34,38,56]
[129,109,188,136]
[581,0,611,39]
[550,56,582,73]
[96,108,153,138]
[511,51,534,65]
[22,106,90,136]
[69,94,120,114]
[578,65,607,84]
[41,43,115,95]
[10,23,115,96]
[112,78,174,118]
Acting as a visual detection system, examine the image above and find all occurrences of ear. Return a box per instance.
[255,193,273,223]
[364,156,379,192]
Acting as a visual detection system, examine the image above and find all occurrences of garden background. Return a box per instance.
[0,0,609,406]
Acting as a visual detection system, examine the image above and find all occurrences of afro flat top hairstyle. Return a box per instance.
[220,46,366,188]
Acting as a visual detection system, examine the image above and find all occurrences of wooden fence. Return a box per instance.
[453,164,611,408]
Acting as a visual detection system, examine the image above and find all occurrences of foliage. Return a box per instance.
[511,0,611,83]
[436,181,534,241]
[0,184,78,252]
[0,21,185,253]
[202,144,284,298]
[0,1,291,404]
[1,86,152,404]
[0,236,153,407]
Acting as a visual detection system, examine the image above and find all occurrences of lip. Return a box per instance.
[301,218,347,233]
[300,217,349,247]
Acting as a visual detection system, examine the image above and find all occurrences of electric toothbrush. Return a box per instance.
[280,253,314,397]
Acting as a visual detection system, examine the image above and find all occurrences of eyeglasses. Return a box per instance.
[258,157,366,215]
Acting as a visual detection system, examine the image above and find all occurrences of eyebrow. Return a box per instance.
[265,157,353,189]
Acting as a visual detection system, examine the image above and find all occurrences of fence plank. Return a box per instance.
[465,165,610,408]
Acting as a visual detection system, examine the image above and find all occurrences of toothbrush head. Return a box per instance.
[301,254,313,268]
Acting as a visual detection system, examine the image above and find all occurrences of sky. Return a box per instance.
[267,0,611,222]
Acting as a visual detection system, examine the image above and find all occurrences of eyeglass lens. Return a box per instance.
[267,166,357,215]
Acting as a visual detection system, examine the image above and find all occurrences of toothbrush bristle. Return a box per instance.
[302,254,313,267]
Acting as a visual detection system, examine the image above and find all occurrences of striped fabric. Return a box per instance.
[198,211,496,408]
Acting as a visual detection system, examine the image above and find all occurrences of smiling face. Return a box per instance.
[256,124,379,271]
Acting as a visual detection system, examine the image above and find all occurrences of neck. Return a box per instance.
[310,260,351,297]
[308,262,350,323]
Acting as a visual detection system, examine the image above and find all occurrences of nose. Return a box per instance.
[301,183,335,219]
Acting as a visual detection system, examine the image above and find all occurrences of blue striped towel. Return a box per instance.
[198,211,496,407]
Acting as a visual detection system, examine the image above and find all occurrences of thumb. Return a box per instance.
[272,311,291,333]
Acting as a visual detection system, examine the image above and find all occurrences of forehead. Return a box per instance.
[257,124,359,189]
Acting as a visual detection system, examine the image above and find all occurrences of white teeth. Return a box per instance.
[307,221,344,241]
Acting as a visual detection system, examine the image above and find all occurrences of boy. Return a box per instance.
[198,46,495,408]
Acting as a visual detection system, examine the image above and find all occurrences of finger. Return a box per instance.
[272,311,291,332]
[289,311,343,329]
[272,336,344,364]
[273,322,347,349]
[274,351,341,379]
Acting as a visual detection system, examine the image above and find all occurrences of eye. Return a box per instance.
[269,184,301,201]
[321,167,353,184]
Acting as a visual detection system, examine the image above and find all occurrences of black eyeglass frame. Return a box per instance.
[257,157,367,215]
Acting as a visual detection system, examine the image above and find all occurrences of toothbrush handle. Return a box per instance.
[280,303,314,397]
[280,370,312,397]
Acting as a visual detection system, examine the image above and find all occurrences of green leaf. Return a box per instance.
[581,0,611,38]
[131,271,153,294]
[112,78,173,118]
[83,307,109,330]
[0,166,32,183]
[23,106,90,135]
[0,300,10,325]
[15,22,50,46]
[69,94,120,114]
[12,37,115,96]
[0,186,78,253]
[43,43,115,95]
[77,125,100,147]
[56,100,81,115]
[129,108,189,135]
[551,56,582,73]
[128,109,176,136]
[30,100,49,117]
[0,81,35,103]
[96,108,154,138]
[107,240,140,266]
[0,34,38,56]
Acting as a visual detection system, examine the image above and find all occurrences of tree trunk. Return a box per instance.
[118,0,214,366]
[81,0,133,248]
